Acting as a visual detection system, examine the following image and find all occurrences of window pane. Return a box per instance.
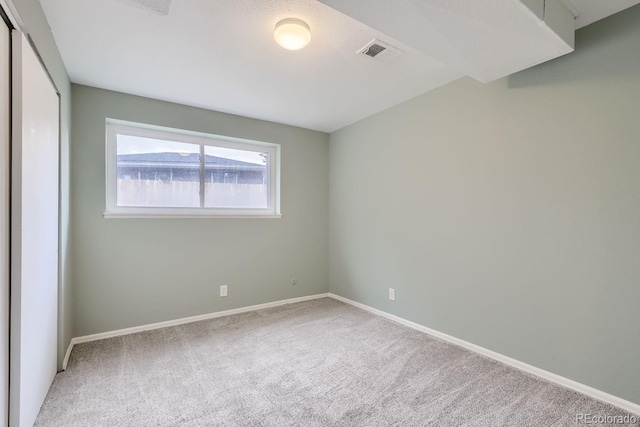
[116,134,200,207]
[204,146,269,208]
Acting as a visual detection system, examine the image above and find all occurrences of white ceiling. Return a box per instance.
[561,0,640,28]
[318,0,576,83]
[39,0,640,133]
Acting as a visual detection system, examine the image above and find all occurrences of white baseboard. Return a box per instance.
[62,340,74,370]
[61,291,640,416]
[62,293,329,370]
[328,293,640,416]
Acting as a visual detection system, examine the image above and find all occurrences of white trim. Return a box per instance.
[0,13,10,427]
[61,293,329,370]
[103,212,283,219]
[61,341,73,371]
[328,293,640,416]
[106,118,281,149]
[0,0,21,30]
[61,291,640,415]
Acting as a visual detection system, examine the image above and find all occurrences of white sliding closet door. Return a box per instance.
[10,33,59,427]
[0,13,10,427]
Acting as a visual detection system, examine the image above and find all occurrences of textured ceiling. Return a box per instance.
[39,0,460,132]
[39,0,640,132]
[319,0,575,83]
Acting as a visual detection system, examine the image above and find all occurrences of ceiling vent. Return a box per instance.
[357,39,403,63]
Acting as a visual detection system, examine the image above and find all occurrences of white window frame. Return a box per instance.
[104,119,281,218]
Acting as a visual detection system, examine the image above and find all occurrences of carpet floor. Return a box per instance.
[36,298,639,426]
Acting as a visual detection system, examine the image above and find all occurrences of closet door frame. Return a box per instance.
[0,6,12,427]
[10,31,60,427]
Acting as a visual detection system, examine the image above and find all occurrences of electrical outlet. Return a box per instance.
[220,285,228,297]
[389,288,395,301]
[291,278,298,286]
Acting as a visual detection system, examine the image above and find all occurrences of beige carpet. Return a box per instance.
[36,298,639,426]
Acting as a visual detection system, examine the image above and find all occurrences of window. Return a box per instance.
[105,120,280,218]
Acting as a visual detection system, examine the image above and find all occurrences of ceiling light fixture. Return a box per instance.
[274,18,311,51]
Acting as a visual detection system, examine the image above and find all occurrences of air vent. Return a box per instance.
[364,43,386,58]
[357,39,403,63]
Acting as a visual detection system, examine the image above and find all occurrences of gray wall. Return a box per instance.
[329,7,640,405]
[9,0,72,369]
[71,85,329,337]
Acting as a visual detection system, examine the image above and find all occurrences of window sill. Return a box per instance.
[103,212,283,219]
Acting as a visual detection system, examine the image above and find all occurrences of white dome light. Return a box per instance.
[274,18,311,51]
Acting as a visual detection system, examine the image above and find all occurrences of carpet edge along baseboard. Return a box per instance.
[63,293,330,369]
[62,292,640,417]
